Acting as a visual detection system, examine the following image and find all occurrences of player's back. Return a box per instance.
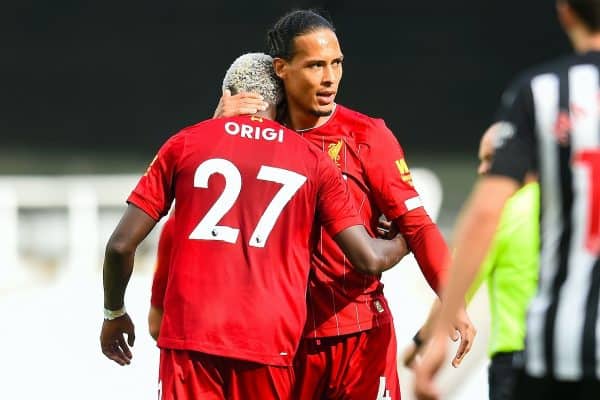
[154,115,354,366]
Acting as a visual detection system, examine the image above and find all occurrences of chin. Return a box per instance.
[311,106,334,117]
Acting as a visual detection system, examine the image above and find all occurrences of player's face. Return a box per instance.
[275,29,343,120]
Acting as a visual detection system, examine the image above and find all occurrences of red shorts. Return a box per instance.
[158,349,294,400]
[294,322,400,400]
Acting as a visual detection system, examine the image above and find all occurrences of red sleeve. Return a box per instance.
[315,151,363,236]
[127,133,184,220]
[394,208,449,294]
[150,215,175,308]
[362,119,423,220]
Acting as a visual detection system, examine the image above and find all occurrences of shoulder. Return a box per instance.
[500,182,540,227]
[501,54,579,104]
[335,104,393,143]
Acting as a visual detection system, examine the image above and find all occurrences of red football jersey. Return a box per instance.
[128,116,362,366]
[300,104,426,338]
[150,214,175,308]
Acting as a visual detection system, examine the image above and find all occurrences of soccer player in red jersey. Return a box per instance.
[99,53,409,400]
[215,10,476,399]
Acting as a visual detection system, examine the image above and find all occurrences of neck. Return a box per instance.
[255,105,277,121]
[569,27,600,53]
[285,104,334,131]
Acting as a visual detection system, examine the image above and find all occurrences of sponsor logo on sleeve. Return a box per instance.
[395,158,414,186]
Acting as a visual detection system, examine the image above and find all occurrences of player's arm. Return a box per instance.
[101,204,157,365]
[315,150,410,274]
[403,232,498,368]
[101,134,180,365]
[363,119,475,365]
[393,208,449,294]
[333,225,409,275]
[414,77,536,400]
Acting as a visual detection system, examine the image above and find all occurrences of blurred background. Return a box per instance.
[1,0,569,398]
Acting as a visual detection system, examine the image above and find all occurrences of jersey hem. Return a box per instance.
[157,338,293,367]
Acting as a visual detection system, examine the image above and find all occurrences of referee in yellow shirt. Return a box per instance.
[405,123,540,400]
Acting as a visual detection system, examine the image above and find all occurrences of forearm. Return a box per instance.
[368,235,410,274]
[437,178,515,330]
[437,207,498,330]
[102,204,157,310]
[334,225,408,275]
[395,210,449,294]
[103,243,135,310]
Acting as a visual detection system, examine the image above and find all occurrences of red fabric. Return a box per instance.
[300,104,429,338]
[294,322,400,400]
[151,215,175,308]
[394,208,449,293]
[158,349,294,400]
[128,115,361,366]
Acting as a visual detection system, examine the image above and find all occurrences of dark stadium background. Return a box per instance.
[2,0,569,155]
[2,0,570,223]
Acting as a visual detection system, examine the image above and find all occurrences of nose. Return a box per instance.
[322,65,335,85]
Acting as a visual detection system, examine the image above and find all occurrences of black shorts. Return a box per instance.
[488,352,520,400]
[513,369,600,400]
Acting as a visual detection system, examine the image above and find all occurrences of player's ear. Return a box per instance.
[273,58,287,79]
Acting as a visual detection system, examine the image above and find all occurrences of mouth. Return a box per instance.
[316,91,336,106]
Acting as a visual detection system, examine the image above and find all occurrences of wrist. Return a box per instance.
[413,329,424,349]
[104,306,127,320]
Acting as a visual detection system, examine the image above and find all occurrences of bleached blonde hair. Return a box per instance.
[222,52,283,107]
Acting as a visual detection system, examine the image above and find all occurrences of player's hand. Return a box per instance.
[376,215,399,240]
[212,89,269,118]
[100,314,136,366]
[414,330,447,400]
[449,307,476,367]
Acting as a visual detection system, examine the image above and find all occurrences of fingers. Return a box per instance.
[414,378,440,400]
[118,335,133,360]
[214,91,268,118]
[414,364,441,400]
[127,326,136,347]
[225,92,268,116]
[376,219,398,239]
[413,335,446,400]
[452,325,476,368]
[101,336,132,366]
[448,326,459,342]
[100,316,135,366]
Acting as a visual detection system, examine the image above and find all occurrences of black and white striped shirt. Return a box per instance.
[490,51,600,381]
